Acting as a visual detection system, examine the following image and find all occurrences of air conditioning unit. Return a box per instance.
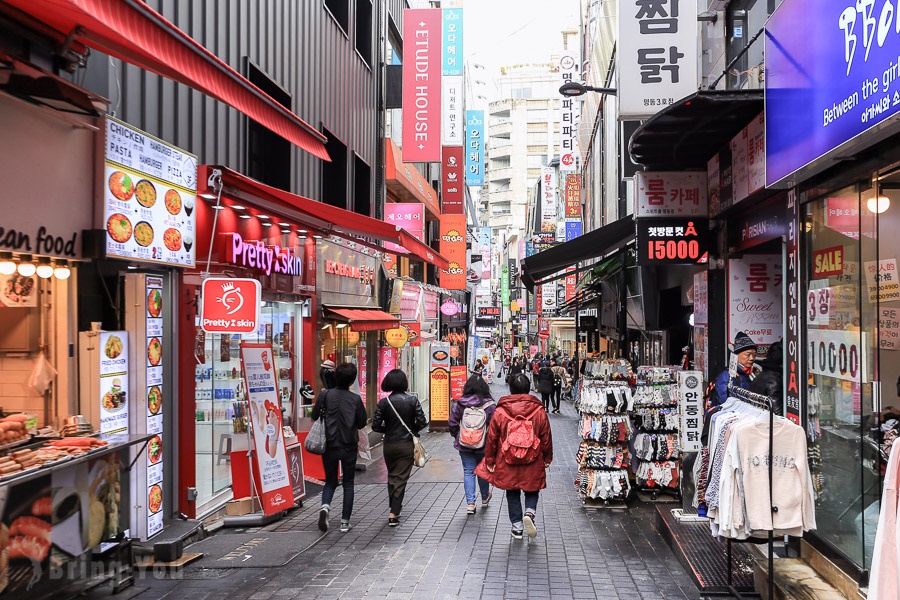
[708,0,730,10]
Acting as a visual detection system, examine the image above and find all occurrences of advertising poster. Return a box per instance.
[728,255,783,352]
[430,343,451,422]
[0,273,37,307]
[880,307,900,351]
[402,8,441,162]
[103,117,197,266]
[864,259,900,304]
[439,214,467,290]
[99,331,129,434]
[450,365,467,400]
[144,276,164,537]
[240,343,294,515]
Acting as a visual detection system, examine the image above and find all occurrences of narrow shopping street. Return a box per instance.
[101,380,697,600]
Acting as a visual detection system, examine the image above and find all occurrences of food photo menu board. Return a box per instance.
[145,276,164,537]
[98,331,129,434]
[103,117,197,266]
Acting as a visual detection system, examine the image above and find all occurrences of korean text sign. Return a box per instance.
[465,110,484,186]
[558,53,580,171]
[383,203,425,253]
[618,0,698,118]
[634,172,707,217]
[439,214,467,290]
[637,218,708,265]
[402,8,441,162]
[728,254,783,351]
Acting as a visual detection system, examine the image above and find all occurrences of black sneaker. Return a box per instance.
[388,517,400,527]
[511,528,524,540]
[318,506,329,532]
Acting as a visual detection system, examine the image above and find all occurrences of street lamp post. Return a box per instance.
[558,81,617,97]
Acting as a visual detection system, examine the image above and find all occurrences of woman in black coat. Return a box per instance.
[535,361,555,412]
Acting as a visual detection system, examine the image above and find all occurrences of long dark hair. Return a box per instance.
[462,375,491,399]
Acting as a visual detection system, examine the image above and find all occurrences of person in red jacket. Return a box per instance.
[478,373,553,540]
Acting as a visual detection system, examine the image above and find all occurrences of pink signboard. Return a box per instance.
[377,347,397,392]
[384,203,425,253]
[402,8,442,162]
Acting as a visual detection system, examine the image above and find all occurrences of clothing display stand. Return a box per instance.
[630,366,682,501]
[574,376,633,507]
[724,385,774,600]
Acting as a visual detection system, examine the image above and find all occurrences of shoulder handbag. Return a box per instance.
[386,394,429,468]
[304,391,328,455]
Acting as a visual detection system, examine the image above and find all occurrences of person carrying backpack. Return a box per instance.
[448,375,496,515]
[476,373,553,540]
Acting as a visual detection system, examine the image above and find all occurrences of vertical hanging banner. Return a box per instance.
[784,187,801,425]
[441,78,464,146]
[402,8,442,162]
[441,146,464,213]
[383,203,425,253]
[501,265,510,306]
[541,168,558,240]
[565,267,577,304]
[618,0,698,119]
[564,174,582,218]
[240,343,294,515]
[465,110,484,186]
[565,221,583,241]
[439,213,467,289]
[442,8,463,76]
[558,53,580,171]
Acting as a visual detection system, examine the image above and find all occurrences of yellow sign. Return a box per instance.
[384,327,409,348]
[430,367,450,421]
[345,330,361,346]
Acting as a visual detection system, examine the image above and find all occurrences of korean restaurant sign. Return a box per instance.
[728,255,783,351]
[636,219,708,266]
[465,110,484,186]
[441,77,464,146]
[634,172,707,217]
[564,174,582,218]
[439,214,466,290]
[618,0,698,119]
[766,0,900,186]
[402,8,441,162]
[104,116,197,266]
[441,146,464,213]
[558,53,580,172]
[383,203,425,253]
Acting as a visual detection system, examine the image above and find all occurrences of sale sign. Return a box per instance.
[812,245,844,278]
[807,329,867,384]
[240,343,294,515]
[402,8,441,162]
[201,278,261,334]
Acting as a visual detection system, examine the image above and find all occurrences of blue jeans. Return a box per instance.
[506,489,539,529]
[459,451,490,504]
[321,446,358,520]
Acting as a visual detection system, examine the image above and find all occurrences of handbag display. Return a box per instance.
[304,391,328,455]
[386,394,429,468]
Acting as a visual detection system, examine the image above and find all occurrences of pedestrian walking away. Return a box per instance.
[311,361,367,533]
[448,375,496,514]
[535,361,555,412]
[550,359,567,413]
[372,369,428,527]
[476,373,553,539]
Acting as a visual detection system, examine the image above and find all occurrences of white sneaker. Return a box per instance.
[340,520,352,533]
[318,506,330,532]
[523,513,537,538]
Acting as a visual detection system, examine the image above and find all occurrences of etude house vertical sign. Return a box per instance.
[402,8,442,162]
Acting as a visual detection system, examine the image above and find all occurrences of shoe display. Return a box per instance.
[318,506,330,532]
[511,528,524,540]
[466,504,476,515]
[340,520,352,533]
[388,517,400,527]
[524,512,537,538]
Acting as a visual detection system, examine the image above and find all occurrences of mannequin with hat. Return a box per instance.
[713,331,758,407]
[320,359,337,390]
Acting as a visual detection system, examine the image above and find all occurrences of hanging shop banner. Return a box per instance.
[439,214,467,290]
[441,77,464,147]
[634,171,707,217]
[479,227,492,280]
[765,0,900,186]
[541,167,558,222]
[384,327,409,348]
[564,174,582,218]
[677,371,703,452]
[358,344,368,407]
[728,254,783,353]
[430,342,451,422]
[501,265,510,306]
[383,203,425,254]
[565,220,583,241]
[618,0,698,119]
[402,8,441,162]
[465,110,484,186]
[99,331,129,435]
[558,53,580,171]
[442,8,463,76]
[565,267,577,304]
[201,277,262,334]
[103,117,197,266]
[441,146,464,213]
[541,281,556,314]
[240,343,294,515]
[637,219,708,265]
[864,259,900,304]
[450,365,467,400]
[784,188,801,425]
[378,347,397,392]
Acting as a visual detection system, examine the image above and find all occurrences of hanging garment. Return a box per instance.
[869,438,900,600]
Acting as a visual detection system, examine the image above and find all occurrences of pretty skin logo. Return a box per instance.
[218,282,245,315]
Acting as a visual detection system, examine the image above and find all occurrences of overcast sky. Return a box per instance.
[463,0,580,97]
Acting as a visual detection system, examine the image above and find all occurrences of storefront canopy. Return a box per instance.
[3,0,329,161]
[628,90,763,170]
[325,308,400,332]
[521,216,635,290]
[385,139,441,220]
[201,165,450,270]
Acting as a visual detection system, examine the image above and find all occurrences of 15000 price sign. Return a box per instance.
[636,218,709,265]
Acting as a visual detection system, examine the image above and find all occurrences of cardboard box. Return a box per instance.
[225,497,255,516]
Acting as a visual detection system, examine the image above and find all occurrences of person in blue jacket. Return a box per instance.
[714,331,758,406]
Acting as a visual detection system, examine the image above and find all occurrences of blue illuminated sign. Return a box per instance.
[465,110,484,187]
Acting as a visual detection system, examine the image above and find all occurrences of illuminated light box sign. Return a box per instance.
[636,219,709,265]
[226,233,302,277]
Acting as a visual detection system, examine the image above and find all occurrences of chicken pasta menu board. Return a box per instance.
[103,117,197,267]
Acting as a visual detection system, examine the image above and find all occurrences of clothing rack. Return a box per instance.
[725,384,774,600]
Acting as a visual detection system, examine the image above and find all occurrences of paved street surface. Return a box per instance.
[94,381,699,599]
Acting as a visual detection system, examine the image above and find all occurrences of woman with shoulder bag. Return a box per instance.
[372,369,427,527]
[311,362,367,533]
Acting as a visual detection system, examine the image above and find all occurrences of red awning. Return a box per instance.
[4,0,329,161]
[201,165,450,270]
[385,139,441,220]
[325,308,399,332]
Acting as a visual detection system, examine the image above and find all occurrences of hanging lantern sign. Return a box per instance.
[384,327,409,348]
[345,330,361,346]
[440,300,459,316]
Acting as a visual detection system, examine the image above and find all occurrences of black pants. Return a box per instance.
[540,392,551,411]
[321,446,358,520]
[383,440,414,515]
[552,386,562,411]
